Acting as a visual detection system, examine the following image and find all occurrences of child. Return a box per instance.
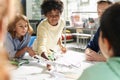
[4,14,36,59]
[78,3,120,80]
[33,0,66,60]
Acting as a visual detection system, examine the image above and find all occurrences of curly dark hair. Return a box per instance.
[41,0,63,15]
[100,3,120,57]
[97,0,113,5]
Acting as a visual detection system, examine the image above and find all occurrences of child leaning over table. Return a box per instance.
[33,0,66,60]
[4,14,36,59]
[32,0,67,71]
[78,3,120,80]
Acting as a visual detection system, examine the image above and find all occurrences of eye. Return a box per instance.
[18,26,23,28]
[25,25,28,28]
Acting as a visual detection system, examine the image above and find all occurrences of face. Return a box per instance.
[46,10,61,26]
[99,31,113,59]
[97,3,111,18]
[15,19,28,38]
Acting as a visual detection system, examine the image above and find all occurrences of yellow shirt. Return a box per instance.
[33,18,65,56]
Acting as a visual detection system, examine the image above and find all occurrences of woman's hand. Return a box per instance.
[85,48,106,61]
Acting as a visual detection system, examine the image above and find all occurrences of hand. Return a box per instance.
[25,47,36,57]
[47,64,52,71]
[15,47,35,58]
[85,48,106,61]
[61,46,67,53]
[41,52,49,60]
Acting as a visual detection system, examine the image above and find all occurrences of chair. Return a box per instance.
[77,34,91,50]
[28,36,36,47]
[72,28,91,50]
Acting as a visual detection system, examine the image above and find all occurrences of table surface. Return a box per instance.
[10,50,97,80]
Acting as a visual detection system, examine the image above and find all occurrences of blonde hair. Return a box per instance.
[8,14,34,38]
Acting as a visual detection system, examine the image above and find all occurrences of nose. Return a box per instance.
[22,26,27,29]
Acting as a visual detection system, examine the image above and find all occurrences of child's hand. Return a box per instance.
[26,47,36,57]
[61,46,67,53]
[41,52,49,60]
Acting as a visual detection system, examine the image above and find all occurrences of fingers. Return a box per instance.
[41,52,49,60]
[85,50,105,61]
[61,47,67,53]
[86,53,95,61]
[25,47,36,57]
[85,48,98,61]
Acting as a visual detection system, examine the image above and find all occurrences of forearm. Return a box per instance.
[57,38,64,48]
[57,38,67,53]
[15,47,27,58]
[37,40,49,59]
[86,28,100,52]
[85,48,106,61]
[37,27,48,55]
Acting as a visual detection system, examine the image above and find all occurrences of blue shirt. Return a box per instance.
[4,32,31,59]
[86,27,100,52]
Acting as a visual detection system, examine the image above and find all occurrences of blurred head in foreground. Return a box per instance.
[0,0,22,80]
[99,2,120,58]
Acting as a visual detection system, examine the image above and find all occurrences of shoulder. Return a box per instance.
[86,62,108,73]
[25,33,31,39]
[37,19,48,29]
[80,62,109,79]
[58,18,65,29]
[60,18,65,25]
[6,32,13,40]
[81,62,108,78]
[78,63,106,80]
[79,61,120,80]
[4,32,13,45]
[38,19,47,26]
